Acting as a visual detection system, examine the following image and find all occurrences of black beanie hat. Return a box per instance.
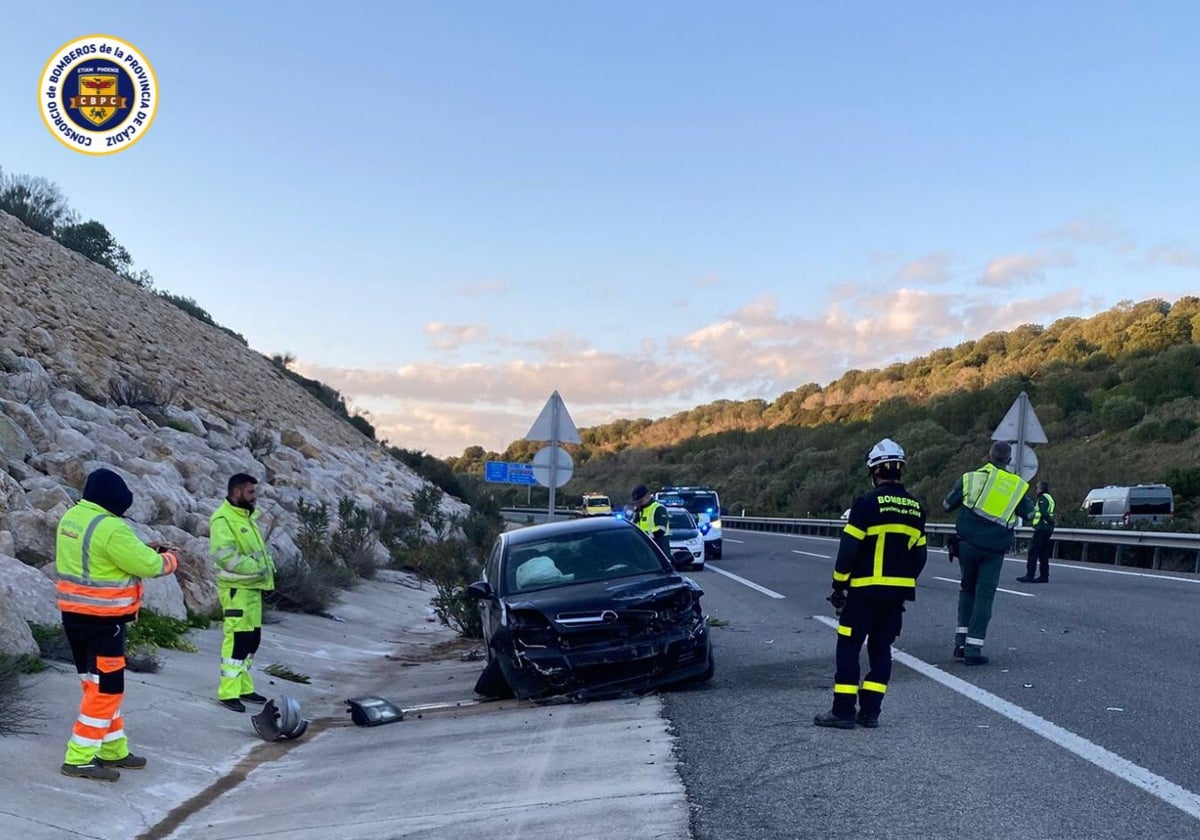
[83,468,134,517]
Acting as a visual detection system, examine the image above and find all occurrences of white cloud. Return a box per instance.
[298,281,1095,456]
[423,321,490,351]
[894,252,952,284]
[980,251,1073,287]
[1040,218,1135,253]
[1145,244,1200,267]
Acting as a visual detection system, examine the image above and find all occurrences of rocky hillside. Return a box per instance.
[0,210,462,656]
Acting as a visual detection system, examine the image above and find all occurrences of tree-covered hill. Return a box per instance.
[452,298,1200,527]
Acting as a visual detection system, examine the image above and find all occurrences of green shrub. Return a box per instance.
[1161,417,1197,443]
[348,413,376,440]
[1131,420,1164,444]
[108,373,178,414]
[1098,395,1146,431]
[157,291,248,345]
[264,663,310,683]
[0,654,43,736]
[127,610,197,653]
[244,426,276,458]
[268,556,352,615]
[331,497,377,579]
[29,622,73,663]
[419,540,484,639]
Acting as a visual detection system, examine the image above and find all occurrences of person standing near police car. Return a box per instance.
[815,439,927,729]
[630,484,671,557]
[943,441,1035,665]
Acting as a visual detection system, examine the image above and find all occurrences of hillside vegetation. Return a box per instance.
[453,298,1200,528]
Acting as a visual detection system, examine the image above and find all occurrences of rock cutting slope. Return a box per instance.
[0,210,461,655]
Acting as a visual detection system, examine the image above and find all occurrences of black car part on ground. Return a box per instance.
[475,574,712,701]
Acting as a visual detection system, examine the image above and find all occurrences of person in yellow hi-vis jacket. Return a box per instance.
[210,473,275,713]
[943,441,1035,666]
[56,468,179,782]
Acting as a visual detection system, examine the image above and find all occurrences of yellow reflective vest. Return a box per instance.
[209,501,275,591]
[962,464,1030,527]
[56,500,176,619]
[634,501,670,538]
[1032,493,1056,528]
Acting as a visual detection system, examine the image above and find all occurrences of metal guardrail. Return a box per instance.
[723,516,1200,574]
[499,508,1200,573]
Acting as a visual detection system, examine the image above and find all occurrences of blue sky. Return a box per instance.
[4,3,1199,455]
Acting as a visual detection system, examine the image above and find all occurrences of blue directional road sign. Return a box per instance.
[484,461,538,485]
[508,465,537,486]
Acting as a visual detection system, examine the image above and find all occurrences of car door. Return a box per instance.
[479,539,504,651]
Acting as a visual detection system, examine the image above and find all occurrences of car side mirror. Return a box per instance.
[670,549,693,570]
[467,581,495,601]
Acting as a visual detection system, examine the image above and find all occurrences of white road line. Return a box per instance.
[813,614,1200,823]
[705,564,785,599]
[740,532,1200,584]
[724,538,745,544]
[932,576,1035,598]
[1003,556,1200,584]
[791,549,830,559]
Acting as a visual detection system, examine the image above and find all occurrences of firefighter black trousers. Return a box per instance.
[832,596,904,717]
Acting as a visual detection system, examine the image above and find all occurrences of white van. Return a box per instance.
[655,486,722,559]
[1082,484,1174,526]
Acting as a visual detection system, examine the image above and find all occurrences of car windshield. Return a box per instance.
[586,497,610,507]
[668,511,696,529]
[661,492,718,516]
[505,527,668,594]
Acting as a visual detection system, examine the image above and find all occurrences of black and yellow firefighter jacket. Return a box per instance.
[833,482,928,601]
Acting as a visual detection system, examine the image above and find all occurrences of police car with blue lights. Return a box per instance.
[654,486,723,559]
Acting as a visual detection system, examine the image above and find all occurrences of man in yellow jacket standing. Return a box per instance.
[56,468,179,782]
[210,473,275,713]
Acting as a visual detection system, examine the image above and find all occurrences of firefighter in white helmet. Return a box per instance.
[815,439,928,729]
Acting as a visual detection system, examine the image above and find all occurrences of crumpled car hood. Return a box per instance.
[504,573,701,619]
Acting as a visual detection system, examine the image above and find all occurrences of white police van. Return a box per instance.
[654,486,723,559]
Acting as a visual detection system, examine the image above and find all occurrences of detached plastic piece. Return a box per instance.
[345,696,404,727]
[251,696,310,741]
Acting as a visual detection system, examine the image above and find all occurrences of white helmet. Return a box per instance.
[866,438,906,469]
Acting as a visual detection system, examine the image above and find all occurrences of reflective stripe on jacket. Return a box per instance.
[209,501,275,590]
[833,484,928,600]
[1032,493,1056,529]
[634,501,670,538]
[962,464,1030,527]
[55,500,177,618]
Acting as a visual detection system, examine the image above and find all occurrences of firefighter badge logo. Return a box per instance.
[38,35,158,155]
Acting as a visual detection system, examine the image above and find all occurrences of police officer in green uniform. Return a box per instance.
[631,484,671,558]
[815,439,927,729]
[1017,481,1055,583]
[943,441,1035,665]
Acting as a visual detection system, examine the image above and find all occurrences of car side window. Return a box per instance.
[484,541,501,584]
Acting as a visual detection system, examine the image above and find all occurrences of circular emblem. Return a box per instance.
[38,34,158,155]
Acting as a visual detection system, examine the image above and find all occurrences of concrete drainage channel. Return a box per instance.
[133,698,527,840]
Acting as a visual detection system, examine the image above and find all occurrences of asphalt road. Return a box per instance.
[663,528,1200,840]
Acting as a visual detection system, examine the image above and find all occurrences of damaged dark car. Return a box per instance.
[469,516,714,701]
